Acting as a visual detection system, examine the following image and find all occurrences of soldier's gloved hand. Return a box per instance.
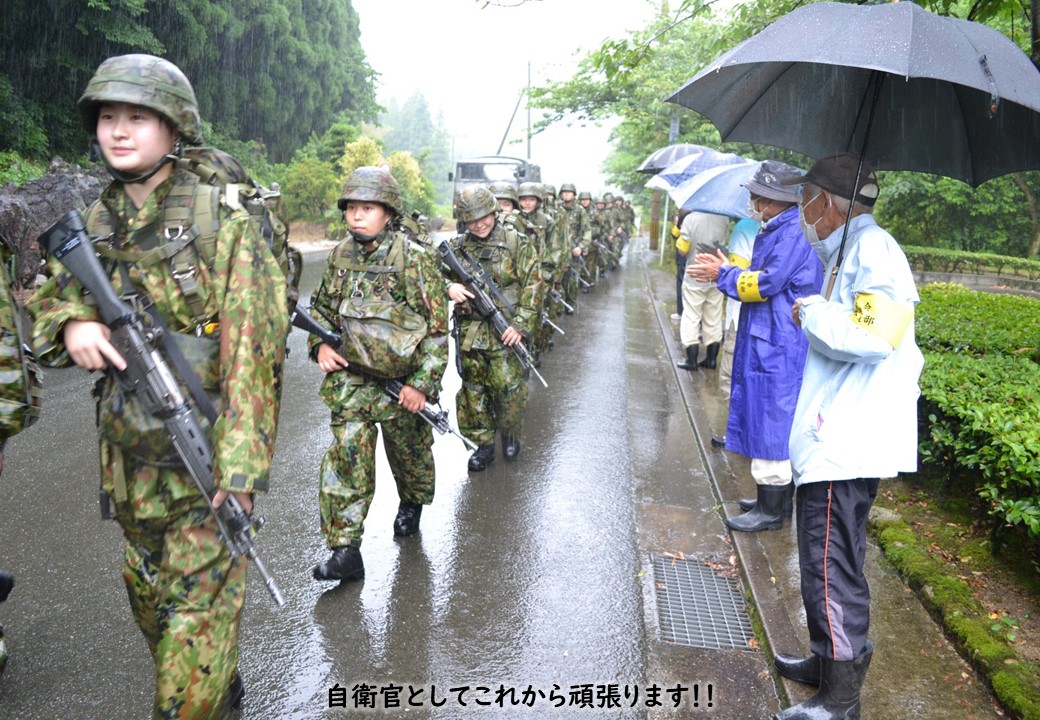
[64,319,126,372]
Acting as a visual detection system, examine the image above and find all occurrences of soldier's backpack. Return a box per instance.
[85,146,302,322]
[0,243,42,442]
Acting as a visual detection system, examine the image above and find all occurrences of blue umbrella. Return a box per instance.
[646,148,746,190]
[636,143,706,174]
[679,160,764,219]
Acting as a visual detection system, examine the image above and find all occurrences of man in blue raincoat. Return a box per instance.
[690,161,822,532]
[771,153,923,720]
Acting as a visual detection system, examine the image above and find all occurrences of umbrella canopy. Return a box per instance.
[678,160,764,219]
[667,1,1040,186]
[636,143,716,174]
[646,148,747,191]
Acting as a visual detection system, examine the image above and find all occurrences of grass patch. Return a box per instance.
[872,473,1040,719]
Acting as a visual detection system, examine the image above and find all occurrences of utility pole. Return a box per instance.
[527,61,532,160]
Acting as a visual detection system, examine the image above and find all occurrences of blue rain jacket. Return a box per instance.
[789,214,924,484]
[717,206,823,460]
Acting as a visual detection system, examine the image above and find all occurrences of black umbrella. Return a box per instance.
[667,1,1040,187]
[636,143,711,174]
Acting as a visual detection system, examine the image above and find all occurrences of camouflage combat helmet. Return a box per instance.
[559,182,577,194]
[78,54,202,145]
[517,182,544,203]
[454,184,498,222]
[338,166,403,215]
[578,190,592,201]
[543,184,557,198]
[603,192,615,203]
[488,181,519,206]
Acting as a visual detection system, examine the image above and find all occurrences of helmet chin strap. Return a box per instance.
[94,137,182,185]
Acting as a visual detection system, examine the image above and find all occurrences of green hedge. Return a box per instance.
[906,245,1040,281]
[917,283,1040,538]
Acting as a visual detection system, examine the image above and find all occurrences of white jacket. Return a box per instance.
[789,214,924,484]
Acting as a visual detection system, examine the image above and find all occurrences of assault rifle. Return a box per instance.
[541,311,565,336]
[435,239,548,388]
[547,288,574,315]
[569,255,593,289]
[290,304,478,452]
[39,210,284,606]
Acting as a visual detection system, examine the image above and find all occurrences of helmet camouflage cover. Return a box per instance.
[338,166,403,215]
[559,182,577,194]
[454,184,498,222]
[78,54,203,145]
[603,192,615,202]
[517,182,544,203]
[577,190,592,201]
[488,181,519,205]
[543,184,557,198]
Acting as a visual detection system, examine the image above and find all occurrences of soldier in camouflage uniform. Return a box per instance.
[308,167,449,582]
[557,183,592,303]
[488,181,519,214]
[518,182,566,354]
[446,185,542,471]
[27,54,287,719]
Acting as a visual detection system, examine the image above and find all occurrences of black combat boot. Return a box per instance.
[727,484,787,532]
[739,482,794,517]
[711,435,727,449]
[699,341,721,369]
[313,545,365,582]
[467,443,496,472]
[0,572,13,603]
[224,670,245,712]
[676,344,699,370]
[502,433,521,462]
[774,645,872,720]
[393,501,423,537]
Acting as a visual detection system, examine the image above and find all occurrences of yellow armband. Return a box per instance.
[736,271,764,302]
[728,253,751,269]
[675,237,691,254]
[670,225,681,239]
[850,292,913,348]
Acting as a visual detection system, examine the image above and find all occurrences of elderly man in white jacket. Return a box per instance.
[772,153,924,720]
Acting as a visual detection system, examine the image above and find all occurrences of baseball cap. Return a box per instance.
[780,152,879,207]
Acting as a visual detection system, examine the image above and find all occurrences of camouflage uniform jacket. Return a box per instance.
[523,208,568,276]
[308,226,449,416]
[27,169,288,494]
[447,213,542,350]
[559,203,591,253]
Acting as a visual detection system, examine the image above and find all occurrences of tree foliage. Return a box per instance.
[0,0,378,162]
[529,0,1040,256]
[380,93,453,207]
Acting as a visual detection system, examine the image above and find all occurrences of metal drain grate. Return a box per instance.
[652,554,757,650]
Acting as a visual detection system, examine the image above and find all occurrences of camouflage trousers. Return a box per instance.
[107,444,245,720]
[457,348,528,446]
[319,404,435,549]
[562,265,579,306]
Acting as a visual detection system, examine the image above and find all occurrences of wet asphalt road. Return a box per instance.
[1,242,772,719]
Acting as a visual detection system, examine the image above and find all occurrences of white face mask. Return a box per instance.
[747,197,765,223]
[799,192,824,245]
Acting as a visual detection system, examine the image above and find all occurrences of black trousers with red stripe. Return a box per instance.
[796,478,879,662]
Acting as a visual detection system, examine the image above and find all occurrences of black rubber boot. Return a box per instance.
[0,572,13,604]
[502,434,521,462]
[313,545,365,582]
[774,646,872,720]
[224,670,245,712]
[776,641,872,688]
[727,484,787,532]
[676,344,699,370]
[699,341,721,369]
[739,482,794,517]
[468,443,496,472]
[393,501,423,536]
[711,435,726,449]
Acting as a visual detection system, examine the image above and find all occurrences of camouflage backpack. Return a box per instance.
[0,243,42,441]
[85,146,302,321]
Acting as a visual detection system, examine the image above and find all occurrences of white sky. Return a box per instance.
[350,0,660,194]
